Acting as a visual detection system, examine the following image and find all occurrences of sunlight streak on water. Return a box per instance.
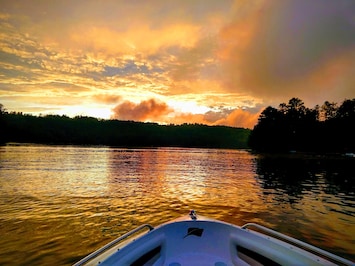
[0,144,354,265]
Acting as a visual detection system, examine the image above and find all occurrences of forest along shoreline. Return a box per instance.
[1,97,354,154]
[0,110,250,149]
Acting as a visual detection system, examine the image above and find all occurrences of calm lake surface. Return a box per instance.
[0,144,354,265]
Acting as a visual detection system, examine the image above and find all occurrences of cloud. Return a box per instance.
[219,0,355,103]
[94,94,122,104]
[168,36,219,82]
[212,108,261,129]
[168,107,260,129]
[111,98,172,121]
[110,97,260,128]
[103,61,148,77]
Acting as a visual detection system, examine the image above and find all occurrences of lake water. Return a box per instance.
[0,144,354,265]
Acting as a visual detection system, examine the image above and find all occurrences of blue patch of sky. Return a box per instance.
[0,50,43,70]
[103,60,163,77]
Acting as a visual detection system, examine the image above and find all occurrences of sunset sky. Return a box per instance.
[1,0,354,128]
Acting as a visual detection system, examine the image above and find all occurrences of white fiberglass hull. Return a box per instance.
[74,212,354,266]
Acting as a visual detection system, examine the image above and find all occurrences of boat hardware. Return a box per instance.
[242,223,353,266]
[73,224,154,266]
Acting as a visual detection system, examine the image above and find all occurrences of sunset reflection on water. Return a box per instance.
[0,144,354,265]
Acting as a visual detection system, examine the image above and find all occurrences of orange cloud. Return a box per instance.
[301,50,355,106]
[94,94,122,104]
[110,97,260,129]
[166,113,207,126]
[165,108,260,129]
[218,0,355,104]
[111,98,172,121]
[213,108,261,129]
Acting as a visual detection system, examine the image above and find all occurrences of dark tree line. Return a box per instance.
[248,98,355,153]
[0,106,250,149]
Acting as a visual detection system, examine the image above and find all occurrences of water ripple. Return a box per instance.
[0,145,354,264]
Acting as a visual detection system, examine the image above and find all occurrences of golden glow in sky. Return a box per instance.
[0,0,354,128]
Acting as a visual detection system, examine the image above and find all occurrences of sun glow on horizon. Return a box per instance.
[168,100,211,115]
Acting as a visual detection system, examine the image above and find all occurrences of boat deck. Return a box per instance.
[74,214,354,266]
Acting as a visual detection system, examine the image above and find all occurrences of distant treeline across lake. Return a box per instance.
[1,97,355,152]
[0,110,250,149]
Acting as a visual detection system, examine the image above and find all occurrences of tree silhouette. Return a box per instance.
[333,99,355,152]
[0,105,250,149]
[336,99,355,119]
[249,98,355,153]
[0,103,4,114]
[321,101,338,121]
